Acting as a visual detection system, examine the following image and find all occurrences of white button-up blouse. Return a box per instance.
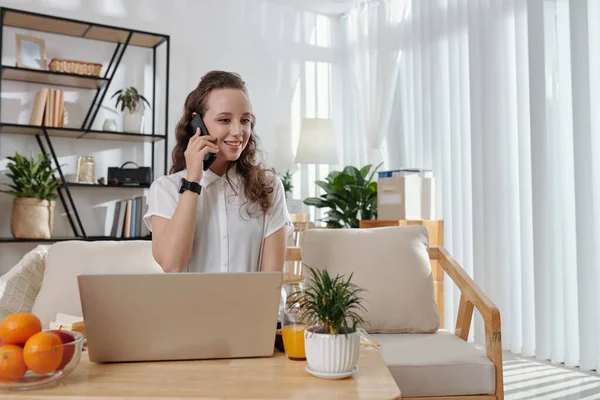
[143,168,293,273]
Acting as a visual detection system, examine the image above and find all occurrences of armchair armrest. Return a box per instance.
[431,246,503,400]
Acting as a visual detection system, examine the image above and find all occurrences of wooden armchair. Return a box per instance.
[429,246,503,400]
[285,244,503,400]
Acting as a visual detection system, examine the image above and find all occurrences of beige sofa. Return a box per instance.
[0,226,503,400]
[298,225,504,400]
[0,240,163,330]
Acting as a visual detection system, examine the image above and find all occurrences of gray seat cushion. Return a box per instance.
[374,330,495,397]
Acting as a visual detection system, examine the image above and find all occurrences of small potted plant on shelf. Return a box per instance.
[287,265,366,379]
[0,152,59,239]
[111,86,151,133]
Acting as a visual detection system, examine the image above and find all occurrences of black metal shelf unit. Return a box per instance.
[0,7,170,243]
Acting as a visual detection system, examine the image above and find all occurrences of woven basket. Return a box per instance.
[49,58,102,77]
[10,198,55,239]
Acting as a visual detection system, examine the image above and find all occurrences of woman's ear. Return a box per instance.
[192,112,197,118]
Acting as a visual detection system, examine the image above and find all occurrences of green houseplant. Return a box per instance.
[303,163,381,228]
[277,169,294,199]
[0,152,59,239]
[111,86,151,133]
[287,265,366,378]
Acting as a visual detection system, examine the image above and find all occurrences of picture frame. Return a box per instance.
[15,34,47,70]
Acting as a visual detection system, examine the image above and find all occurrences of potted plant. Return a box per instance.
[111,86,151,133]
[288,265,366,379]
[303,163,381,228]
[277,169,294,200]
[0,152,59,239]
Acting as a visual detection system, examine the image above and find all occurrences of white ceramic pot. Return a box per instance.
[10,198,55,239]
[123,104,144,133]
[103,118,117,131]
[304,329,360,374]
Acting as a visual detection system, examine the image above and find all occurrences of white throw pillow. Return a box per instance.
[31,240,163,329]
[0,245,50,322]
[300,225,439,334]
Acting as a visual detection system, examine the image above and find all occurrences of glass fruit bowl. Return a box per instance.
[0,330,85,391]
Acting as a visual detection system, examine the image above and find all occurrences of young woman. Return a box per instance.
[143,70,293,273]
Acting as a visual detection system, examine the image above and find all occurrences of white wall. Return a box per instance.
[0,0,341,273]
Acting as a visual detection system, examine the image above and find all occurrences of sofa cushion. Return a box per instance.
[300,226,439,333]
[375,330,495,397]
[0,245,49,321]
[31,241,163,329]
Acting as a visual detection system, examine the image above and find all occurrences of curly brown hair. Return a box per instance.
[170,70,274,213]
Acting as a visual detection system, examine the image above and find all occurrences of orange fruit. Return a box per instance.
[0,313,42,345]
[23,332,63,375]
[0,345,27,382]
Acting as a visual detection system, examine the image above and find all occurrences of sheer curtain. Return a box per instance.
[341,1,401,166]
[349,0,600,371]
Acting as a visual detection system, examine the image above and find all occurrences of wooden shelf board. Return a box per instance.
[84,25,130,45]
[129,32,166,48]
[0,236,151,243]
[60,183,150,189]
[86,236,151,241]
[84,27,165,48]
[0,124,165,143]
[4,10,87,37]
[0,237,80,243]
[3,9,167,48]
[2,66,108,89]
[80,130,164,142]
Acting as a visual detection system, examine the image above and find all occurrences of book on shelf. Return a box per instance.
[108,196,149,239]
[29,87,65,127]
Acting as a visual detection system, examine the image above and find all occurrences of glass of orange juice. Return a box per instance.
[281,310,306,360]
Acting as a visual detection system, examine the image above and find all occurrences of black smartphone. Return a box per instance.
[189,113,216,171]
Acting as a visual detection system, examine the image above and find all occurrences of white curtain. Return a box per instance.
[238,1,322,175]
[355,0,600,371]
[342,1,401,166]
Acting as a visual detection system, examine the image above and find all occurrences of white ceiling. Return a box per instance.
[267,0,364,15]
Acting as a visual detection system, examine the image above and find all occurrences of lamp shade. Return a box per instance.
[294,118,339,165]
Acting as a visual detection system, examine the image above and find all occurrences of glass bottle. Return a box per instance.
[76,156,95,184]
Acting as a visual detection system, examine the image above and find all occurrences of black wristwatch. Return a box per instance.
[179,178,202,195]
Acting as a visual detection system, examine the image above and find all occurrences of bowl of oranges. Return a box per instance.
[0,312,84,390]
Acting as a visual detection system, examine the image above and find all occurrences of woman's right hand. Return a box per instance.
[184,128,219,182]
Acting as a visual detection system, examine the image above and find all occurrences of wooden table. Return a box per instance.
[1,348,401,399]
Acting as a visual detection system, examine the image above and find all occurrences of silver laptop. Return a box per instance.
[77,272,283,363]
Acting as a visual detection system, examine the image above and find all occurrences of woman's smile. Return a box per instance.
[224,140,242,149]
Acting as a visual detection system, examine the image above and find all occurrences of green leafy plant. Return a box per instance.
[278,169,294,198]
[288,265,366,335]
[0,152,59,201]
[111,86,151,113]
[303,163,382,228]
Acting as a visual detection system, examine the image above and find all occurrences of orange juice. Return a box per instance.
[282,324,306,360]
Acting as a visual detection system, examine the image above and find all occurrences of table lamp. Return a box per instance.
[293,118,339,220]
[294,118,339,165]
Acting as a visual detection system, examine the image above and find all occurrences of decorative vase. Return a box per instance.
[304,329,360,376]
[123,104,144,133]
[102,118,117,131]
[10,198,55,239]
